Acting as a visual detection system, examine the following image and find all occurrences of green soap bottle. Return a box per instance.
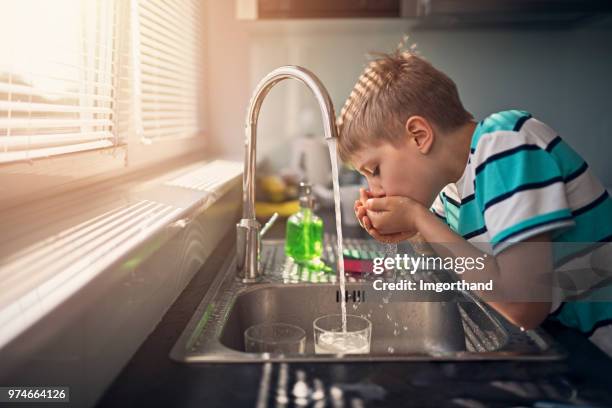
[285,182,323,263]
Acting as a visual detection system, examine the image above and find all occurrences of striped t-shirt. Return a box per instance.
[430,110,612,332]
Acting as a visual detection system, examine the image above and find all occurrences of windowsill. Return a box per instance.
[0,133,209,210]
[0,154,243,350]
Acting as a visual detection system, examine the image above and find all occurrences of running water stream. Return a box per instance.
[327,140,398,339]
[327,139,347,332]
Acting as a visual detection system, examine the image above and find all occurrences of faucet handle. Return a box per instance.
[259,212,279,238]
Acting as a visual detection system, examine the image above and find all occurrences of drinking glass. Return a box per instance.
[313,314,371,354]
[244,322,306,354]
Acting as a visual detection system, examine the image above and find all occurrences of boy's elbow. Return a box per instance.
[491,302,551,330]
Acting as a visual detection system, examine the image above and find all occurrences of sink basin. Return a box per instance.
[220,284,467,355]
[170,239,565,362]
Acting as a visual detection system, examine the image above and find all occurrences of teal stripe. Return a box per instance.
[492,208,573,244]
[549,139,585,180]
[457,200,486,236]
[554,299,612,334]
[558,196,612,243]
[471,110,531,149]
[475,148,561,208]
[444,200,460,232]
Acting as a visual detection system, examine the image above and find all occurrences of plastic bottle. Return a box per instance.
[285,182,323,263]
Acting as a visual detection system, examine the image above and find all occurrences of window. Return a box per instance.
[0,0,119,163]
[0,0,205,167]
[135,0,203,143]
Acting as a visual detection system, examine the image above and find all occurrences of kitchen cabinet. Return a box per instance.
[237,0,403,19]
[236,0,612,29]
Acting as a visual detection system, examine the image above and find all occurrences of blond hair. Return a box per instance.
[336,48,472,162]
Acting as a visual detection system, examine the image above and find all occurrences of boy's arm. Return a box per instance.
[412,206,552,329]
[365,199,553,329]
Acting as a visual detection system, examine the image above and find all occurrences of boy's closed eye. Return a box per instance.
[362,165,379,177]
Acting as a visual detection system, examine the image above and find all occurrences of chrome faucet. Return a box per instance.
[236,66,338,282]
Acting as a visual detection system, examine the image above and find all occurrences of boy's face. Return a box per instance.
[351,138,445,207]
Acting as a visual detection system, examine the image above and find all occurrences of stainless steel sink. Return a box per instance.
[220,283,467,355]
[170,238,565,362]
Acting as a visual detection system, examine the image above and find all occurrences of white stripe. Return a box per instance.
[473,130,525,168]
[493,220,575,255]
[442,183,461,203]
[471,118,557,171]
[463,117,561,200]
[521,118,559,146]
[457,163,475,198]
[465,229,490,243]
[484,181,570,240]
[430,195,446,217]
[565,168,606,212]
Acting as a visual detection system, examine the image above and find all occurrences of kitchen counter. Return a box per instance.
[97,213,612,408]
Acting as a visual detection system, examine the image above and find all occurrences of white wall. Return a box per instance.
[207,2,612,185]
[414,27,612,187]
[205,0,252,161]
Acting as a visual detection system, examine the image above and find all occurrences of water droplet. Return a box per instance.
[378,304,383,309]
[387,346,395,354]
[292,381,309,399]
[393,329,399,336]
[382,297,389,304]
[311,379,325,400]
[352,303,358,310]
[403,326,408,331]
[330,386,343,401]
[386,313,391,321]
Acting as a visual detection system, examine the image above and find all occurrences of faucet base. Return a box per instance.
[239,276,262,284]
[235,219,261,282]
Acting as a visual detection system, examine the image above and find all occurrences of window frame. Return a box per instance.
[0,0,208,209]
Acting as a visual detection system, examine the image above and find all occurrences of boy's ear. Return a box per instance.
[405,116,434,154]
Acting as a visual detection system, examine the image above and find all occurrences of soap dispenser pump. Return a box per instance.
[285,181,324,263]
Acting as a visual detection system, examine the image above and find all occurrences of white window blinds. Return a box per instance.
[0,0,120,164]
[136,0,203,143]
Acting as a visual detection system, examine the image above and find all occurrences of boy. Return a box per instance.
[338,50,612,349]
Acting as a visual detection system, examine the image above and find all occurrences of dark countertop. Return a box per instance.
[97,213,612,408]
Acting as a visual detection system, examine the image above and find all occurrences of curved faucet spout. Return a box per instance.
[237,66,338,282]
[243,66,338,220]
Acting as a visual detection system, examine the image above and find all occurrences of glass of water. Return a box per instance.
[244,322,306,354]
[313,314,371,354]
